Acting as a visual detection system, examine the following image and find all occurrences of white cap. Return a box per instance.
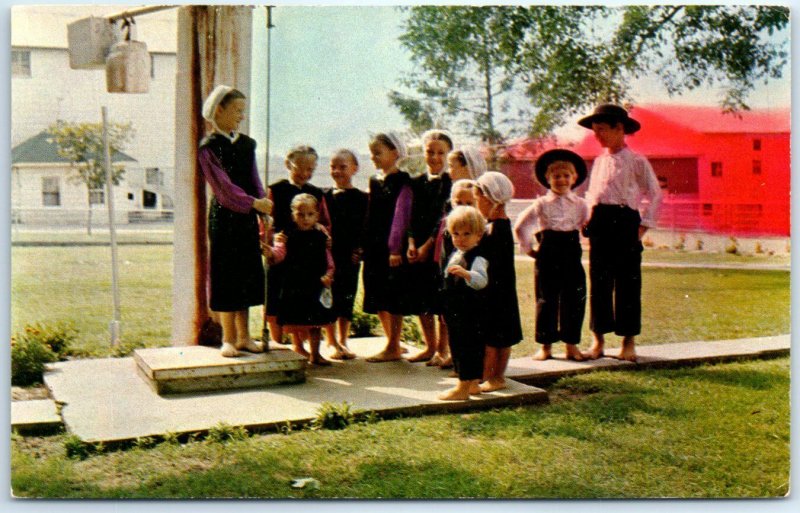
[476,171,514,205]
[421,129,455,150]
[202,85,233,122]
[385,131,408,159]
[461,145,487,179]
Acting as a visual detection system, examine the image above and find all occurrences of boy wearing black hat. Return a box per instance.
[578,104,662,362]
[514,149,589,361]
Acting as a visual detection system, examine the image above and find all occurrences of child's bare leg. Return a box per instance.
[367,312,404,362]
[428,317,449,367]
[481,347,510,392]
[482,346,497,382]
[328,321,354,360]
[439,379,479,401]
[408,314,436,362]
[308,328,331,366]
[218,311,239,357]
[336,318,356,358]
[616,335,637,362]
[583,332,605,359]
[288,327,310,359]
[533,343,553,361]
[234,309,263,353]
[267,316,287,345]
[565,343,585,361]
[324,323,337,348]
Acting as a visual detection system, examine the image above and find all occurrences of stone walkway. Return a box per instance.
[12,334,790,443]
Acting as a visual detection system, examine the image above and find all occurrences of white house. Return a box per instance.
[11,5,178,225]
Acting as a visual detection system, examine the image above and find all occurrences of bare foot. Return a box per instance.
[582,344,604,360]
[469,383,482,395]
[406,349,435,363]
[565,345,585,361]
[447,370,457,378]
[220,342,239,358]
[614,347,637,362]
[309,356,332,366]
[236,339,264,353]
[330,348,356,361]
[426,354,444,367]
[292,347,310,359]
[480,379,507,393]
[438,387,471,401]
[340,346,356,359]
[439,357,453,369]
[366,350,404,363]
[532,347,552,361]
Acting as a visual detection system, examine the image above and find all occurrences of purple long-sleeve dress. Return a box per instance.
[198,133,266,312]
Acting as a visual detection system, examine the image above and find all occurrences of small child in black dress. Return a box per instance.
[439,206,489,401]
[198,85,273,358]
[323,149,368,360]
[269,194,335,366]
[474,172,523,392]
[266,146,330,347]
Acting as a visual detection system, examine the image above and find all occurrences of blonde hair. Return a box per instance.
[446,205,486,235]
[290,193,319,214]
[546,160,577,177]
[286,145,318,165]
[450,179,477,207]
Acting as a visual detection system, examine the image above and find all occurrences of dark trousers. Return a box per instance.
[586,205,643,337]
[534,230,586,345]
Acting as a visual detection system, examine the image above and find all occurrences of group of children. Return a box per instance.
[198,84,661,400]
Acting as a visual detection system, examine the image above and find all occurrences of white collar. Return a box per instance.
[213,126,240,143]
[545,190,578,202]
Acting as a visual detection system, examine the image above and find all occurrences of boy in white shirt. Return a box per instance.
[514,149,588,361]
[578,104,662,362]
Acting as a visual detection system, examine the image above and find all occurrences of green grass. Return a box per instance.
[11,357,789,498]
[12,246,790,357]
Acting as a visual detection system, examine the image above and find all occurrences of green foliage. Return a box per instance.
[63,435,92,460]
[401,317,422,345]
[11,328,59,386]
[161,431,181,445]
[13,322,76,361]
[312,402,354,431]
[394,5,789,138]
[133,436,158,450]
[206,423,249,443]
[111,339,146,358]
[350,308,380,338]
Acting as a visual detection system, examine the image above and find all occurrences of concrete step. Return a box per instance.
[134,346,307,395]
[11,399,62,435]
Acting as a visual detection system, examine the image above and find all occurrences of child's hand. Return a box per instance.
[389,254,402,267]
[406,239,418,263]
[417,242,431,262]
[315,223,330,237]
[446,265,470,282]
[260,242,272,259]
[274,232,287,244]
[325,236,333,250]
[321,274,333,287]
[351,248,363,264]
[253,197,273,215]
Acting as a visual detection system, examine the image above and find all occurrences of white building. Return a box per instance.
[11,5,178,225]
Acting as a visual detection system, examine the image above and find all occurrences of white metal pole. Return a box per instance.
[102,106,122,346]
[261,5,274,347]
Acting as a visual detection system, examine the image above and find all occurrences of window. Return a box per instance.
[42,177,60,206]
[146,167,163,186]
[752,160,762,175]
[12,50,31,77]
[89,189,105,205]
[143,190,157,209]
[711,162,723,177]
[702,203,713,216]
[150,54,155,79]
[753,139,761,151]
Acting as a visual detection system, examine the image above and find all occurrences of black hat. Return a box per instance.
[535,149,588,189]
[577,104,641,134]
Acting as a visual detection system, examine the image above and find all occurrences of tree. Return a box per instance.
[393,5,789,139]
[390,6,531,144]
[47,120,134,234]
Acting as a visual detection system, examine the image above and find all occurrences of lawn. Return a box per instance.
[11,245,791,357]
[11,357,790,498]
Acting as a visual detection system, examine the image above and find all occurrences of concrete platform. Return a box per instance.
[44,340,547,444]
[507,334,790,386]
[134,346,307,394]
[11,399,62,435]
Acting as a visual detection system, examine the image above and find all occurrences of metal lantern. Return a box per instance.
[105,18,150,93]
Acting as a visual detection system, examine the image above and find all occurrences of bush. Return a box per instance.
[112,339,146,358]
[350,308,380,337]
[673,234,686,251]
[725,236,739,255]
[695,238,704,251]
[206,422,248,443]
[64,434,92,460]
[401,317,422,345]
[312,402,354,430]
[11,333,58,387]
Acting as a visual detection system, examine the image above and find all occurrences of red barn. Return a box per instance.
[501,105,790,236]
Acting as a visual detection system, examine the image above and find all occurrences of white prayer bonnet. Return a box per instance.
[202,85,234,122]
[476,171,514,205]
[384,131,408,159]
[421,129,455,150]
[461,145,488,179]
